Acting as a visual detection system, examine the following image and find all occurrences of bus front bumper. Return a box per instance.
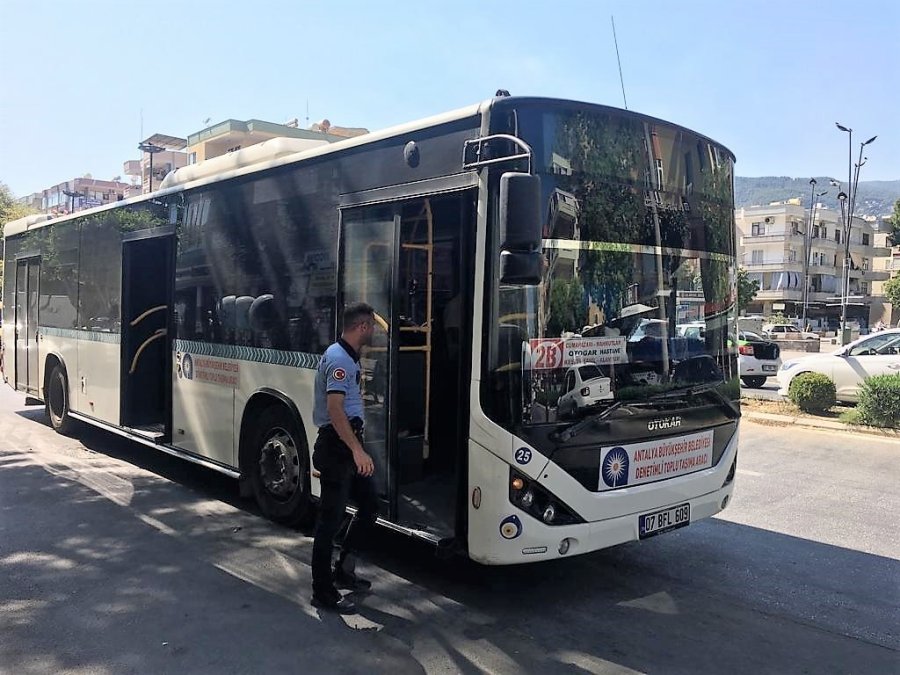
[466,435,737,565]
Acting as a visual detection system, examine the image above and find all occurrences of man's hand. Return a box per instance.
[352,447,375,477]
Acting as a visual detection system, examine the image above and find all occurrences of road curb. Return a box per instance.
[742,410,900,439]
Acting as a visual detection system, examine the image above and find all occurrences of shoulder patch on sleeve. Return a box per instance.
[332,367,347,382]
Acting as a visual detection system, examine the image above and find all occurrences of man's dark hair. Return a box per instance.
[343,301,375,330]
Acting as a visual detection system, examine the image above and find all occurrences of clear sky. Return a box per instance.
[1,0,897,197]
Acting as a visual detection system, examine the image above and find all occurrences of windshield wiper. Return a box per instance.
[634,380,741,421]
[552,400,631,443]
[552,380,739,444]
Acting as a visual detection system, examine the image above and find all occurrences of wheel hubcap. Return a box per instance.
[259,428,301,501]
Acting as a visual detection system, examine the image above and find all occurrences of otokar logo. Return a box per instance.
[647,416,681,432]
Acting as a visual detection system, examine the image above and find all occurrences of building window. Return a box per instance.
[790,222,801,236]
[188,152,197,164]
[751,222,766,236]
[834,230,841,243]
[751,250,764,264]
[862,258,869,271]
[862,233,870,246]
[787,249,797,262]
[861,282,869,294]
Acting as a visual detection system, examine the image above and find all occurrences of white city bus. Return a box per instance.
[3,96,739,564]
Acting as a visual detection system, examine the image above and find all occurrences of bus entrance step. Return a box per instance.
[128,425,165,441]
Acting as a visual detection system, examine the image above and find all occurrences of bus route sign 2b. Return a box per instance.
[529,337,628,370]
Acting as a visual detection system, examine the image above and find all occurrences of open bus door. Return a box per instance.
[339,192,472,541]
[120,232,174,439]
[14,257,41,395]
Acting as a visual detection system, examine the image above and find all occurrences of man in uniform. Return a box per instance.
[311,302,379,613]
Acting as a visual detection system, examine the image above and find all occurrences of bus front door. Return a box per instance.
[14,257,41,395]
[120,234,174,437]
[340,193,471,541]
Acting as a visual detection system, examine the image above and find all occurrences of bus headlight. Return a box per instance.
[542,504,556,523]
[509,469,584,526]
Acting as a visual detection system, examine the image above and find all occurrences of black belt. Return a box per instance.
[320,417,364,433]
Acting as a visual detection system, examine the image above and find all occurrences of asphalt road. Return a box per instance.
[1,386,898,675]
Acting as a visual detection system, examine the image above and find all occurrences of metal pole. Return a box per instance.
[148,151,154,193]
[802,179,817,328]
[841,129,852,342]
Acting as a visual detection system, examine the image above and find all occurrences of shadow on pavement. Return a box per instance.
[1,410,897,674]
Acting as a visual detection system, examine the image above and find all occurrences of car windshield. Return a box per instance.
[743,331,763,341]
[482,102,739,428]
[578,364,605,380]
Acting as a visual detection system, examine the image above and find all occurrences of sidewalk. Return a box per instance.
[742,409,900,439]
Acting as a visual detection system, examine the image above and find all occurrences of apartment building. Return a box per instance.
[735,200,889,328]
[24,177,132,216]
[124,134,190,196]
[872,228,900,325]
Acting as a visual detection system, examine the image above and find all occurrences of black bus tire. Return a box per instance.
[45,364,76,435]
[741,376,766,389]
[247,405,312,526]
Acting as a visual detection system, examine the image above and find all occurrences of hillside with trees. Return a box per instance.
[735,176,900,217]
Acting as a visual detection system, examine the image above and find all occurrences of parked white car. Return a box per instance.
[777,328,900,402]
[738,330,782,388]
[558,364,614,418]
[763,324,819,340]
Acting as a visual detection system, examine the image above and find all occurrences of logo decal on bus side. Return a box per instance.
[514,447,532,465]
[601,447,630,488]
[182,354,194,380]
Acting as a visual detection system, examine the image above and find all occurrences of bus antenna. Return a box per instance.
[611,16,628,110]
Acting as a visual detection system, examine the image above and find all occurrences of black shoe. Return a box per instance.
[311,591,357,614]
[333,567,372,592]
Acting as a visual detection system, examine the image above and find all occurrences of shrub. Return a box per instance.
[838,408,862,426]
[856,374,900,428]
[788,372,836,413]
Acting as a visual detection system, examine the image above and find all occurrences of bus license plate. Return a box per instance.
[639,503,690,539]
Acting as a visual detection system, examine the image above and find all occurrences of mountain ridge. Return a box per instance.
[735,176,899,217]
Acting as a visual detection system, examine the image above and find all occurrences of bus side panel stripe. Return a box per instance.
[174,339,322,370]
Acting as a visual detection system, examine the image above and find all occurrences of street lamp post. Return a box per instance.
[137,142,165,193]
[835,124,877,344]
[801,179,827,329]
[61,184,86,214]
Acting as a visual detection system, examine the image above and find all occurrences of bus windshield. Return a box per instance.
[483,102,738,431]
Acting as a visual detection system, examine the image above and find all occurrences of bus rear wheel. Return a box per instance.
[247,405,311,526]
[741,376,767,389]
[45,364,76,435]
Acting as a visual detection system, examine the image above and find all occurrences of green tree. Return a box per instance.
[737,266,759,312]
[883,276,900,309]
[0,181,36,233]
[887,198,900,246]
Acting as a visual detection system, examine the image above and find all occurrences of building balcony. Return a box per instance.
[754,289,803,301]
[741,261,803,272]
[740,233,804,244]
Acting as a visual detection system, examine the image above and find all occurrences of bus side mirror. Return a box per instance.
[500,250,544,285]
[499,172,542,252]
[499,172,542,285]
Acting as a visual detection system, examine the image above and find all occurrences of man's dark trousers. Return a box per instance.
[311,428,378,596]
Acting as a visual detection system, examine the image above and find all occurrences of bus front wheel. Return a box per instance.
[247,405,312,526]
[45,364,76,435]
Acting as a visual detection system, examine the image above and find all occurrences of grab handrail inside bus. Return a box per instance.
[130,305,167,327]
